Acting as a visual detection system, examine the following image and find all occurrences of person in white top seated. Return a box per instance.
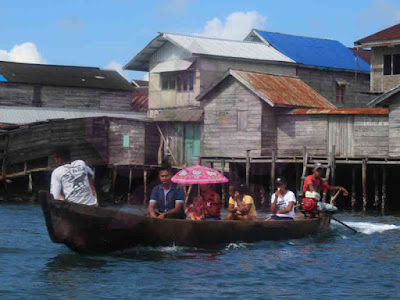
[270,176,296,220]
[50,147,97,206]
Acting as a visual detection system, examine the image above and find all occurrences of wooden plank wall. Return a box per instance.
[108,118,147,166]
[0,83,34,106]
[261,103,277,156]
[202,77,262,158]
[389,100,400,157]
[0,82,133,111]
[0,117,153,176]
[157,123,185,165]
[328,115,354,157]
[276,115,328,156]
[354,115,389,157]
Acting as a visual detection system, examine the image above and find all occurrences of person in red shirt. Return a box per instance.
[303,162,348,196]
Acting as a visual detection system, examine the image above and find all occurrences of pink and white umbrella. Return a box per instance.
[172,163,228,184]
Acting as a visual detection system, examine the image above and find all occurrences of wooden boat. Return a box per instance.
[40,191,331,254]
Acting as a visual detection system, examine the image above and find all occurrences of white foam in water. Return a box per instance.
[225,243,249,250]
[332,221,400,235]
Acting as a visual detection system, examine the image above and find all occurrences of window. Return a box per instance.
[178,71,194,92]
[161,71,194,91]
[336,86,344,104]
[383,54,400,75]
[161,72,176,90]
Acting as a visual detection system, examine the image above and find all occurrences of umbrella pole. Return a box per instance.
[185,185,193,204]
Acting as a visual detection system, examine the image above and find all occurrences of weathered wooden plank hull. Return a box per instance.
[40,191,330,254]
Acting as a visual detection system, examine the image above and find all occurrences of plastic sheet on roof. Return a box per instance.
[255,30,370,72]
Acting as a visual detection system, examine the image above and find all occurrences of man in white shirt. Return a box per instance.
[270,176,296,220]
[50,147,97,206]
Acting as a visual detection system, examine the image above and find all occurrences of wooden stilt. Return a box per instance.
[246,150,250,187]
[229,163,234,183]
[362,159,367,212]
[382,165,386,214]
[295,163,300,203]
[351,165,356,212]
[300,146,308,198]
[374,166,379,209]
[128,167,132,205]
[143,168,148,206]
[112,167,117,201]
[270,149,276,195]
[28,173,32,193]
[330,145,336,202]
[220,158,226,205]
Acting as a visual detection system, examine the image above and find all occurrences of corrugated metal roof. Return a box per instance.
[355,23,400,45]
[197,69,335,109]
[131,95,148,112]
[0,106,148,125]
[153,108,203,122]
[292,108,388,115]
[248,30,370,72]
[0,61,133,91]
[124,33,294,71]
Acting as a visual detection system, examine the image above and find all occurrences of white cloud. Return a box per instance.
[104,61,129,79]
[198,11,267,40]
[0,42,46,64]
[143,73,149,81]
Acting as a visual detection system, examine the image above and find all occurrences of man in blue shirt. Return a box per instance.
[148,167,185,219]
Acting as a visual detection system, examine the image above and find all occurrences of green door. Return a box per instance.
[184,123,201,165]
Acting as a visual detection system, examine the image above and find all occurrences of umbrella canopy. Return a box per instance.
[172,164,229,184]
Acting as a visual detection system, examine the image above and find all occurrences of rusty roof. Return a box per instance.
[291,108,388,115]
[355,23,400,46]
[131,86,148,112]
[197,69,335,109]
[348,48,371,64]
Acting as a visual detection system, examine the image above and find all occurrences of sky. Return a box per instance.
[1,0,400,81]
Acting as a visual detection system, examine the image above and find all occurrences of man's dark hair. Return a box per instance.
[54,146,71,162]
[159,159,172,174]
[234,183,247,195]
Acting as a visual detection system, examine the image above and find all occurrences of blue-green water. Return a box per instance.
[0,204,399,299]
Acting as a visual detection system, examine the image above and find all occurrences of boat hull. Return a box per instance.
[40,191,330,254]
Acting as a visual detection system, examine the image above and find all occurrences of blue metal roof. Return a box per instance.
[254,30,370,72]
[0,74,7,82]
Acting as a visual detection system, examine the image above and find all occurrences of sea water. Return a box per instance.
[0,204,399,299]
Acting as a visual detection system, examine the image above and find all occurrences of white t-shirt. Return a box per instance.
[271,190,296,218]
[50,160,97,206]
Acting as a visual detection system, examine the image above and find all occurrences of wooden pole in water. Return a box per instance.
[374,166,379,209]
[143,168,147,206]
[246,150,250,187]
[128,167,132,205]
[270,149,276,196]
[295,163,300,203]
[330,145,336,202]
[382,165,386,214]
[351,165,356,212]
[362,159,367,212]
[112,167,117,201]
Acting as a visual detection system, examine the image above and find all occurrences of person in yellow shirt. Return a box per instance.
[227,183,257,220]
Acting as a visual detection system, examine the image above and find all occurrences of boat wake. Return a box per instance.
[331,221,400,234]
[225,243,250,250]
